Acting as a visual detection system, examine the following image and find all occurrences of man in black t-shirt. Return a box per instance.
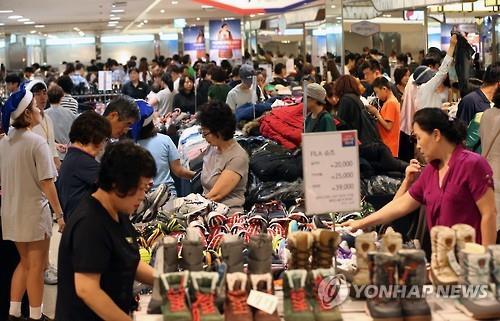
[56,141,157,321]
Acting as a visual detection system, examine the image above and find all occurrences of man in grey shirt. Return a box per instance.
[226,64,255,111]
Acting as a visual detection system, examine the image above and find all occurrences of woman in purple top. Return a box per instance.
[344,108,497,245]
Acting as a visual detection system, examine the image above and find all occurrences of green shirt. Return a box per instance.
[208,84,231,103]
[305,112,336,133]
[187,66,196,79]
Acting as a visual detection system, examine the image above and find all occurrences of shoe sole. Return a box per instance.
[403,315,432,321]
[455,301,500,320]
[429,267,458,286]
[365,302,404,321]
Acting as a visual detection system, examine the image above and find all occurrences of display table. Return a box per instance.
[133,292,478,321]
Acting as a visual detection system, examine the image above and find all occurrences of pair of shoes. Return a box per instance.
[455,244,500,320]
[430,224,475,285]
[365,249,431,321]
[287,230,340,270]
[283,269,343,321]
[248,201,288,224]
[44,264,58,285]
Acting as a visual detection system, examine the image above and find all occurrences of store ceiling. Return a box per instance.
[0,0,323,35]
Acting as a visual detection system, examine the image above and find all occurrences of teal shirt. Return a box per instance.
[305,112,336,133]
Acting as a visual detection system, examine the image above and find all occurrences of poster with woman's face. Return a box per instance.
[209,19,242,63]
[183,26,206,62]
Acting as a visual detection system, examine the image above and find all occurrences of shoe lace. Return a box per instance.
[290,288,309,312]
[166,287,186,312]
[227,290,249,314]
[192,292,216,321]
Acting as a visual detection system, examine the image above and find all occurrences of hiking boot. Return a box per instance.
[287,231,313,270]
[430,226,459,285]
[456,244,500,320]
[366,252,404,321]
[224,272,252,321]
[488,245,500,299]
[310,269,343,321]
[159,271,191,321]
[380,227,402,255]
[311,229,340,269]
[181,227,204,271]
[352,232,377,287]
[283,269,314,321]
[452,224,476,251]
[248,233,273,274]
[398,249,431,321]
[190,271,224,321]
[163,236,179,273]
[221,234,245,273]
[249,273,280,321]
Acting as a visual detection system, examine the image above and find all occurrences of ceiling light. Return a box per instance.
[196,17,200,21]
[250,14,255,17]
[34,24,45,28]
[331,5,336,8]
[0,10,14,13]
[172,1,179,4]
[110,16,120,20]
[160,9,165,13]
[8,15,22,19]
[0,23,4,26]
[110,14,116,17]
[143,19,148,23]
[24,21,35,24]
[383,14,392,17]
[78,31,85,36]
[115,26,122,29]
[43,33,48,36]
[30,30,36,34]
[108,20,118,24]
[73,27,80,31]
[111,9,124,13]
[18,18,30,22]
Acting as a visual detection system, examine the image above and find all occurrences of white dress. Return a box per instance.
[0,128,57,242]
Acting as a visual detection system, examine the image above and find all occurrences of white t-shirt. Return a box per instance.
[226,84,253,111]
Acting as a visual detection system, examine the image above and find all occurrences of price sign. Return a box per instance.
[98,71,112,91]
[302,130,361,215]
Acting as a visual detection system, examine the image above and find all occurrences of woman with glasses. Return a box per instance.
[198,101,249,214]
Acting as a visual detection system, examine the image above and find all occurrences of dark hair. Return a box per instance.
[5,73,21,84]
[334,75,361,98]
[103,95,140,122]
[182,54,191,65]
[372,76,391,89]
[483,62,500,86]
[394,67,409,86]
[231,65,241,78]
[345,53,356,64]
[168,64,182,75]
[179,76,195,94]
[30,83,47,93]
[98,140,156,198]
[361,59,381,72]
[413,108,466,145]
[56,75,74,94]
[24,67,34,73]
[47,84,64,104]
[161,73,174,92]
[494,87,500,108]
[302,63,314,75]
[397,53,407,65]
[128,67,139,75]
[11,102,33,129]
[274,63,285,75]
[211,66,227,83]
[64,63,75,75]
[323,82,336,112]
[75,63,84,71]
[69,111,111,145]
[197,101,236,141]
[138,121,158,140]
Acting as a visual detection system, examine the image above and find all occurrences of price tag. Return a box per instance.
[302,130,361,215]
[247,290,278,315]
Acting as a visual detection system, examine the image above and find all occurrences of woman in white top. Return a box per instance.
[0,88,65,321]
[414,35,457,110]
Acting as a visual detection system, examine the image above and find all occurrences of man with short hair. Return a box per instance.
[103,95,140,139]
[226,64,255,111]
[457,62,500,126]
[5,73,21,94]
[57,75,79,115]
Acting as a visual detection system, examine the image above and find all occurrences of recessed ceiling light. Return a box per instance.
[0,10,14,13]
[331,5,336,8]
[143,19,148,23]
[24,21,35,24]
[73,27,80,31]
[160,9,165,13]
[172,1,179,4]
[0,23,5,26]
[196,17,200,21]
[110,16,120,20]
[115,26,122,29]
[43,33,48,36]
[34,24,45,28]
[18,18,30,22]
[8,15,22,19]
[111,9,124,13]
[30,30,36,34]
[110,14,116,17]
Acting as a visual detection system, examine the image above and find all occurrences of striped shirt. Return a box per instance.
[60,94,78,115]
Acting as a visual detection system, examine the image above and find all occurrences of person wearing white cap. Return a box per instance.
[0,87,64,321]
[133,100,195,191]
[305,83,336,133]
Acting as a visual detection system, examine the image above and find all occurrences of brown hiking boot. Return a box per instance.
[287,231,313,270]
[311,229,340,269]
[430,226,459,285]
[224,272,252,321]
[352,232,377,286]
[249,273,280,321]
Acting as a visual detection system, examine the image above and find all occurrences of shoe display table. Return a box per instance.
[133,292,479,321]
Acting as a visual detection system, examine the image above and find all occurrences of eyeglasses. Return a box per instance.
[198,128,211,138]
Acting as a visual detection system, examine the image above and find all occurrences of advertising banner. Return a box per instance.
[209,19,242,63]
[183,26,206,62]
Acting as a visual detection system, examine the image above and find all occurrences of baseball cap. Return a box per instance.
[239,64,255,84]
